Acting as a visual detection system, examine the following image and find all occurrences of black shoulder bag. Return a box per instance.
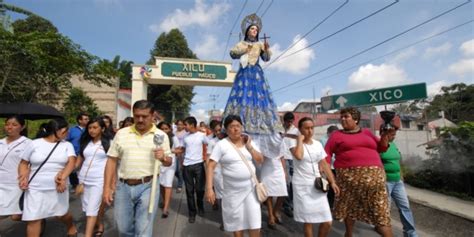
[19,142,60,211]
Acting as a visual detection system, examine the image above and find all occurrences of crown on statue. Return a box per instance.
[241,13,262,36]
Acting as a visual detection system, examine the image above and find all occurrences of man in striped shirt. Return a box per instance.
[103,100,172,237]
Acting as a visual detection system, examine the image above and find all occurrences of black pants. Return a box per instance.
[69,171,79,187]
[182,162,206,217]
[327,169,337,208]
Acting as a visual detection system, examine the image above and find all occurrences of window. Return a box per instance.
[402,120,410,129]
[417,124,424,131]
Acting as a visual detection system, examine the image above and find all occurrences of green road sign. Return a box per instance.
[321,83,427,111]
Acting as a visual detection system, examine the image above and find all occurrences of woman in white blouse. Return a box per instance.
[206,115,263,237]
[76,117,111,237]
[19,118,78,237]
[290,117,339,237]
[0,115,31,221]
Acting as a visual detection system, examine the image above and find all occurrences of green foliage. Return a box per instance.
[0,15,117,104]
[404,122,474,200]
[425,83,474,123]
[147,28,195,121]
[62,88,102,124]
[105,55,133,89]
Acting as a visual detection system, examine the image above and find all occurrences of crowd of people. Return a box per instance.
[1,14,417,237]
[0,105,418,237]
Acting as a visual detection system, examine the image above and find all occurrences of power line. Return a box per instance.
[255,0,265,15]
[275,19,474,95]
[260,0,273,18]
[264,0,349,69]
[269,0,400,66]
[272,0,472,93]
[222,0,248,61]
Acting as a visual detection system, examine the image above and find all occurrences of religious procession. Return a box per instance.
[1,1,473,237]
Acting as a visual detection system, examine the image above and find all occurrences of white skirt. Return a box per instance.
[213,165,224,199]
[81,183,103,216]
[260,157,288,197]
[222,189,261,232]
[0,184,23,215]
[160,158,176,188]
[293,184,332,223]
[22,189,69,221]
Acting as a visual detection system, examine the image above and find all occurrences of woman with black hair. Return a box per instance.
[75,117,111,237]
[18,118,78,237]
[102,115,116,138]
[206,115,264,237]
[0,115,31,221]
[157,121,181,219]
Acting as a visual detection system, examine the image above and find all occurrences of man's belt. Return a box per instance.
[119,175,153,186]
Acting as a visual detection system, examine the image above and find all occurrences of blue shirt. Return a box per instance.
[66,125,84,155]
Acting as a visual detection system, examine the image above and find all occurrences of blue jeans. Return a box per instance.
[386,181,418,237]
[114,180,160,237]
[175,155,184,188]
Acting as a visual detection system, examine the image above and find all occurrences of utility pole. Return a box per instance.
[210,94,219,110]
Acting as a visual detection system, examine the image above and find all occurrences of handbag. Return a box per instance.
[19,142,60,211]
[75,146,101,196]
[304,144,330,192]
[227,138,268,203]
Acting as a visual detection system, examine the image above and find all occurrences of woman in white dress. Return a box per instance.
[206,115,264,237]
[260,152,288,229]
[0,115,31,221]
[158,122,181,218]
[75,117,111,237]
[18,118,78,237]
[289,117,340,237]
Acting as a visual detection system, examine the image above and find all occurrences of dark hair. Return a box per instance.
[120,117,134,129]
[184,116,197,127]
[327,125,339,134]
[175,119,184,125]
[223,115,243,129]
[283,112,295,122]
[157,121,174,149]
[298,117,313,129]
[5,115,28,137]
[209,119,221,130]
[35,118,68,139]
[76,112,89,123]
[340,107,361,124]
[79,117,111,157]
[133,100,155,113]
[244,24,259,42]
[101,115,115,137]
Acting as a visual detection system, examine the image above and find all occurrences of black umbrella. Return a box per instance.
[0,102,64,120]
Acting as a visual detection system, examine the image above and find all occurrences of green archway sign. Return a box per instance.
[131,57,236,104]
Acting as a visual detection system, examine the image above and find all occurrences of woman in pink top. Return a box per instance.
[324,107,393,237]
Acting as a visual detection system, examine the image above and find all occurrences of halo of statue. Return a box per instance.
[241,13,262,37]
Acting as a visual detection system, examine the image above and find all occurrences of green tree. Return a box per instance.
[107,55,133,89]
[147,29,196,121]
[62,87,102,124]
[0,15,117,104]
[425,83,474,123]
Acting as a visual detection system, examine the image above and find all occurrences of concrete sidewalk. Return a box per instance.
[405,184,474,221]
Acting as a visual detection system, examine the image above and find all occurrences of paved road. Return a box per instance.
[1,187,471,237]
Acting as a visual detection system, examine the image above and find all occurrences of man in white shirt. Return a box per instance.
[181,116,209,223]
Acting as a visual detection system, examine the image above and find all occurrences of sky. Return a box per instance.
[6,0,474,122]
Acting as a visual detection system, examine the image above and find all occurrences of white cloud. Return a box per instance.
[427,80,449,97]
[348,64,409,91]
[448,58,474,77]
[190,109,209,123]
[460,39,474,56]
[149,0,230,33]
[193,35,223,60]
[278,102,297,112]
[423,42,452,59]
[388,47,416,65]
[265,35,315,74]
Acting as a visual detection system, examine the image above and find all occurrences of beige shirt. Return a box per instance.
[230,41,271,65]
[107,124,171,179]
